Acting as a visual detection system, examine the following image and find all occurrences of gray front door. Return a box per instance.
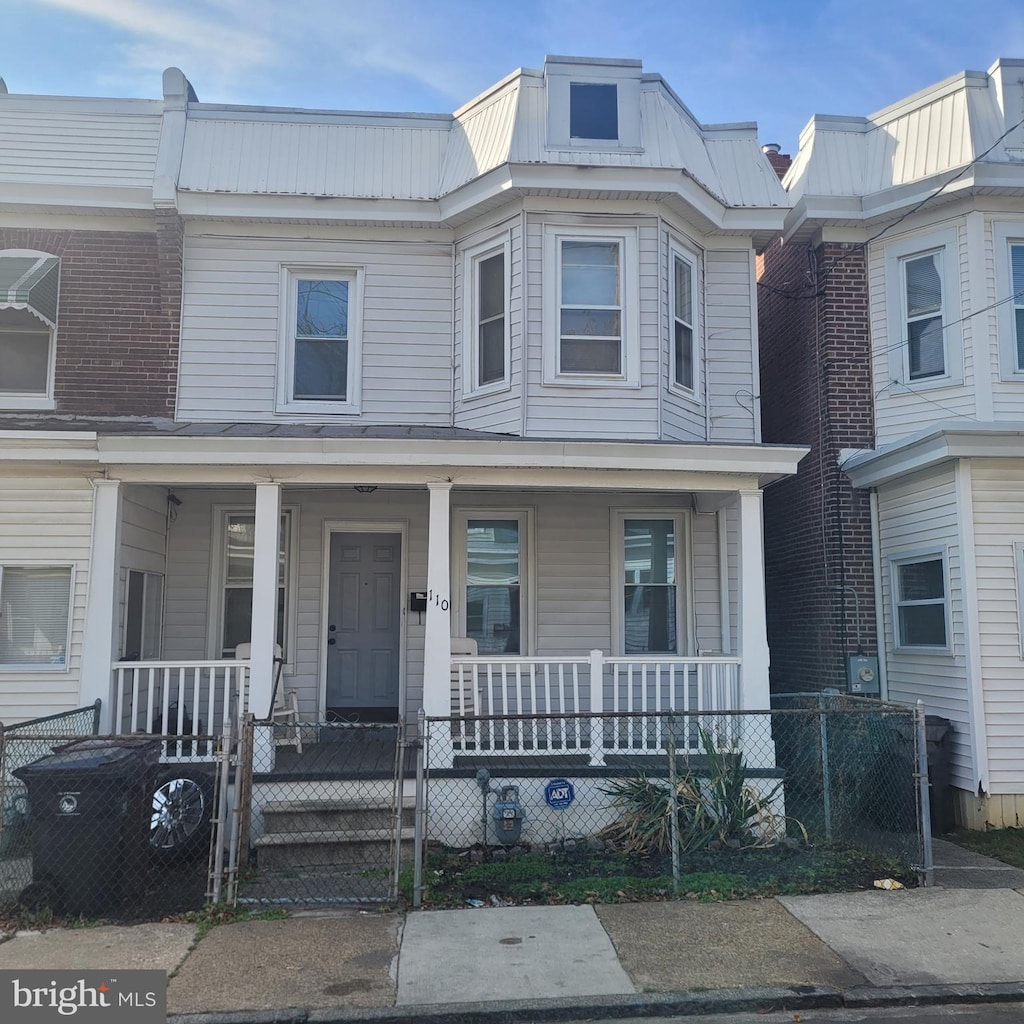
[326,532,401,719]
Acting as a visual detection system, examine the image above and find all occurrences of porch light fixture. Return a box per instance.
[354,485,377,494]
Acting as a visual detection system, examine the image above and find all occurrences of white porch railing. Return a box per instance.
[448,652,742,762]
[113,660,251,762]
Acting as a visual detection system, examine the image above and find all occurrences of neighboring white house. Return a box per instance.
[780,58,1024,827]
[0,58,803,762]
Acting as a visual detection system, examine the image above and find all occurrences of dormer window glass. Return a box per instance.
[570,82,618,141]
[0,253,59,407]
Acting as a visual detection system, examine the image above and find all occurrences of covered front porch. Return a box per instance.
[72,433,803,767]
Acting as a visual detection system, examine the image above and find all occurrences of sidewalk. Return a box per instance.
[0,846,1021,1022]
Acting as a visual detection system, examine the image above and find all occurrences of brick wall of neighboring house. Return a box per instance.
[757,238,876,692]
[1,214,182,418]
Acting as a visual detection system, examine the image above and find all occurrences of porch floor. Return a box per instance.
[256,728,411,781]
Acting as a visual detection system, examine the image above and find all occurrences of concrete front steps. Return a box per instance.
[253,797,414,871]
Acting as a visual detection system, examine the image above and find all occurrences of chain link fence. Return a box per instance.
[0,722,217,922]
[231,717,407,906]
[412,702,927,907]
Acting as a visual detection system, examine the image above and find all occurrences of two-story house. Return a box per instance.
[760,58,1024,829]
[0,58,803,781]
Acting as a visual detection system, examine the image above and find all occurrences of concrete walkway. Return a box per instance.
[0,860,1021,1022]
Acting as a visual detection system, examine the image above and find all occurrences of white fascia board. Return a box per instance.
[176,191,443,223]
[0,183,155,212]
[841,422,1024,487]
[97,434,807,478]
[0,430,99,462]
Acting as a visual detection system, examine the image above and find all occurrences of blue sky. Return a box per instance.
[4,0,1024,152]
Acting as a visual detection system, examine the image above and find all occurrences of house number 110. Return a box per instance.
[427,589,450,611]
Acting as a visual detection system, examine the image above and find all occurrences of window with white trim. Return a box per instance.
[0,565,73,669]
[902,250,945,380]
[892,553,948,649]
[455,513,528,656]
[620,516,686,654]
[216,511,292,659]
[0,251,60,409]
[1010,243,1024,371]
[671,248,696,392]
[277,270,362,414]
[122,569,163,661]
[464,238,510,395]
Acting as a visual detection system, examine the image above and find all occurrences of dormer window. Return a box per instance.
[570,82,617,141]
[0,252,59,409]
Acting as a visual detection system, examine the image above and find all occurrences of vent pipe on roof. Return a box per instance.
[762,142,781,155]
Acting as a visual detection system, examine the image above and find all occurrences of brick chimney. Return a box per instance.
[762,142,792,180]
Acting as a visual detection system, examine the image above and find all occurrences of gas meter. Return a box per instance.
[491,784,525,845]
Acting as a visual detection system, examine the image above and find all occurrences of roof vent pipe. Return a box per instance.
[762,142,781,155]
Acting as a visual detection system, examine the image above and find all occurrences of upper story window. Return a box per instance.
[463,236,510,396]
[902,251,945,380]
[276,269,362,415]
[0,252,60,410]
[884,228,961,390]
[543,225,640,386]
[1011,243,1024,370]
[671,248,696,392]
[570,82,617,141]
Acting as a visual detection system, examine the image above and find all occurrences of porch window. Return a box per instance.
[277,269,362,414]
[893,553,948,649]
[622,518,679,654]
[122,569,163,661]
[0,565,73,669]
[464,518,522,655]
[219,511,291,658]
[0,252,60,409]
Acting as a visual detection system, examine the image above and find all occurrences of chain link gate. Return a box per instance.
[222,715,409,906]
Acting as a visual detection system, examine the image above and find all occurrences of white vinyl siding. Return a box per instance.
[525,215,658,438]
[970,459,1024,793]
[0,475,93,721]
[178,233,453,424]
[873,225,972,445]
[118,485,168,661]
[454,216,523,434]
[877,465,972,787]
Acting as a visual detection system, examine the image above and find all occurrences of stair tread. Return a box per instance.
[262,799,412,815]
[255,827,414,847]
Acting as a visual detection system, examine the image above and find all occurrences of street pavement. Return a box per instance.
[0,842,1020,1022]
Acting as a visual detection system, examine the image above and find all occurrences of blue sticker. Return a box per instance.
[544,777,575,810]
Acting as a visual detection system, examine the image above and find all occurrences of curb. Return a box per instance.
[167,981,1024,1024]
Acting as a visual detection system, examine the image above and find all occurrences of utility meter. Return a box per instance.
[491,784,525,845]
[847,655,880,696]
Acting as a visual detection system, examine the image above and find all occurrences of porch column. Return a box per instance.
[423,482,452,720]
[737,488,771,711]
[250,482,281,720]
[81,479,122,733]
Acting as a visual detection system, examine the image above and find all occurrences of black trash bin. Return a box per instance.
[13,738,161,916]
[925,715,954,834]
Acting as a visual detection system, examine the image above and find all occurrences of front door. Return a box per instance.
[326,531,401,721]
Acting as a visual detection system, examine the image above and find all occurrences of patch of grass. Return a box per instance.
[172,902,289,941]
[409,842,915,908]
[946,827,1024,868]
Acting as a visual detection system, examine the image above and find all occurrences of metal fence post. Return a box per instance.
[589,650,606,766]
[818,692,833,842]
[915,700,935,887]
[412,708,427,909]
[664,718,680,896]
[91,699,102,734]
